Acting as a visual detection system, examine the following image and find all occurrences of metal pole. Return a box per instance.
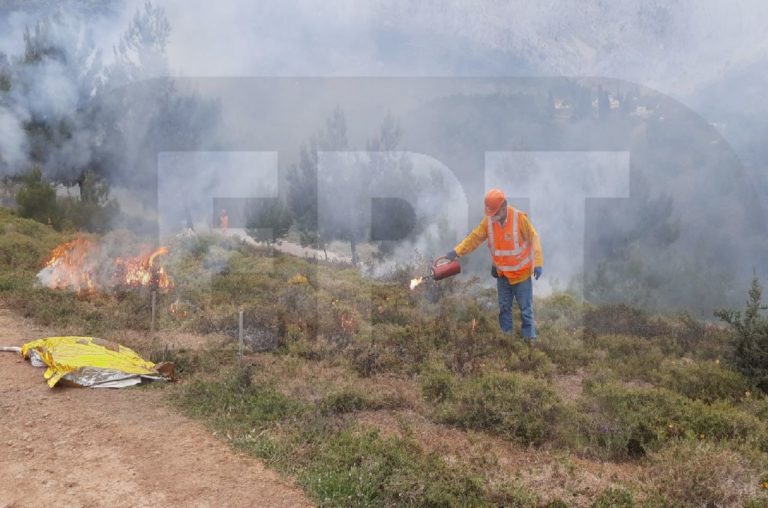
[151,291,157,334]
[238,310,244,361]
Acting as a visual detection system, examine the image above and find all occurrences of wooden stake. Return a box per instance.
[151,291,157,334]
[238,310,244,361]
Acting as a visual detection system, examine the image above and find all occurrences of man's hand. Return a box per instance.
[491,265,499,278]
[534,267,542,280]
[446,249,458,261]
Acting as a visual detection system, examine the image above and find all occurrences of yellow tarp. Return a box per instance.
[21,336,158,388]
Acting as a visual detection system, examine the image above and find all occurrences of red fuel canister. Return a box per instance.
[431,256,461,281]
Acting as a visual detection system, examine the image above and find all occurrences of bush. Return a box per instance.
[537,292,589,330]
[0,231,48,271]
[716,276,768,393]
[591,487,634,508]
[420,359,455,403]
[320,390,371,415]
[585,304,668,338]
[505,345,555,378]
[301,427,488,507]
[57,197,119,233]
[577,383,767,460]
[595,334,665,382]
[657,359,751,403]
[440,371,565,445]
[645,440,768,507]
[177,370,491,507]
[177,367,306,431]
[15,168,58,226]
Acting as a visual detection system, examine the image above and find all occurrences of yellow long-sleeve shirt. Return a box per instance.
[454,209,543,285]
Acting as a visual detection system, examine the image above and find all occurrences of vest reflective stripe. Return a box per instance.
[497,258,532,272]
[494,245,528,256]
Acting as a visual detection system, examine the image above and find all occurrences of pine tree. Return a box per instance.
[715,274,768,392]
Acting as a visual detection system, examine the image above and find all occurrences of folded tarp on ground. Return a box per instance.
[19,336,171,388]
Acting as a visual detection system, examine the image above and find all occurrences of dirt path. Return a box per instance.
[227,228,353,263]
[0,308,312,508]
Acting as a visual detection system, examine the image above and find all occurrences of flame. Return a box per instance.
[114,246,173,291]
[38,237,173,294]
[409,277,423,290]
[339,312,355,332]
[39,235,97,294]
[169,299,188,319]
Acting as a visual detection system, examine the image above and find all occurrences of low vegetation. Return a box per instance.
[1,206,767,507]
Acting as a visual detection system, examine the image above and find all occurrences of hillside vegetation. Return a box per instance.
[0,207,766,507]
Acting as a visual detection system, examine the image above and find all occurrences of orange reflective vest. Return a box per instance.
[487,207,533,280]
[454,206,543,284]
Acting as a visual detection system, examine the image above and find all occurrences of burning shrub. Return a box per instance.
[37,234,173,294]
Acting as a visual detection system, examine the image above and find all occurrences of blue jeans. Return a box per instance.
[497,275,536,338]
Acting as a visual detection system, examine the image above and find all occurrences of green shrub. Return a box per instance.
[537,292,589,329]
[537,328,595,374]
[300,427,489,507]
[440,371,564,445]
[57,197,119,233]
[420,359,455,403]
[595,334,666,382]
[585,304,669,338]
[505,346,555,378]
[177,368,306,431]
[15,168,58,226]
[320,390,370,415]
[591,486,634,507]
[657,359,751,403]
[577,383,767,459]
[0,231,47,271]
[486,480,540,507]
[645,440,768,507]
[716,276,768,393]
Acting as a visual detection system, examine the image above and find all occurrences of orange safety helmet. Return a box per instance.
[484,188,506,216]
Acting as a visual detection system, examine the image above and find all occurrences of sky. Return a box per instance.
[151,0,768,97]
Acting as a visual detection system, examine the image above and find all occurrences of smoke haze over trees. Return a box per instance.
[0,0,766,316]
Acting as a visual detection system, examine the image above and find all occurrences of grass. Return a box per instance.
[2,205,768,506]
[174,368,495,507]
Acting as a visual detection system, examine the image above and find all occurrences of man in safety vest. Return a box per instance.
[446,189,543,340]
[219,209,229,234]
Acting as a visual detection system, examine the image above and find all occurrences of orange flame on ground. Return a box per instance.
[409,277,424,290]
[40,236,97,294]
[169,299,189,319]
[340,312,355,332]
[38,236,173,294]
[114,246,173,290]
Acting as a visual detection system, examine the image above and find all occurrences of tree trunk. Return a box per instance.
[183,199,195,231]
[350,237,358,266]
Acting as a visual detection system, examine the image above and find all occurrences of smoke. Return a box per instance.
[0,104,28,172]
[2,0,767,314]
